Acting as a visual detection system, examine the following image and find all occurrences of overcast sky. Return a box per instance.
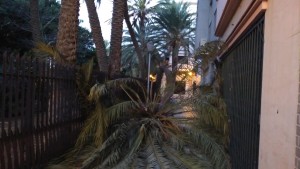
[79,0,197,41]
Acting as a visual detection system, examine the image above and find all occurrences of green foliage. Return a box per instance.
[128,0,155,27]
[0,0,32,52]
[122,0,195,77]
[0,0,95,64]
[151,0,195,55]
[48,78,230,169]
[121,25,162,76]
[77,26,96,64]
[0,0,60,51]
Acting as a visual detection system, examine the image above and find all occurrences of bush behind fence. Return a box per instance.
[0,53,84,169]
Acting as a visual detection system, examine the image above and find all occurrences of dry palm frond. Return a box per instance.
[182,126,230,169]
[75,101,106,148]
[81,57,94,83]
[34,42,67,64]
[49,77,231,169]
[162,144,213,169]
[182,88,229,135]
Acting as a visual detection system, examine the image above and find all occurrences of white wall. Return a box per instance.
[216,0,227,26]
[259,0,300,168]
[195,0,210,48]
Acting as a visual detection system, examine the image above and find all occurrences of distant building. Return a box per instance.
[195,0,300,169]
[161,46,201,98]
[195,0,219,48]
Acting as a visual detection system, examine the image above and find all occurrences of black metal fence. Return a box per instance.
[0,53,84,169]
[221,17,264,169]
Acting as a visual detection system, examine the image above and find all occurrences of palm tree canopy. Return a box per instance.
[128,0,155,27]
[121,24,162,76]
[151,0,195,53]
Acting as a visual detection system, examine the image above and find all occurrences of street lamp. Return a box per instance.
[147,41,154,99]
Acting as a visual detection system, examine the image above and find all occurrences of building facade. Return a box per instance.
[195,0,300,168]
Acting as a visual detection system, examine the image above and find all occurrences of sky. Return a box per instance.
[78,0,197,41]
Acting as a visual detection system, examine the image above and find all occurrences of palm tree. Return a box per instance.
[153,0,195,69]
[124,0,145,78]
[85,0,109,72]
[121,25,163,78]
[56,0,80,61]
[123,0,156,78]
[109,0,125,76]
[151,0,195,96]
[47,78,230,169]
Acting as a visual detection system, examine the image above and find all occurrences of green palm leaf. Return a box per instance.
[163,145,212,169]
[183,126,230,169]
[105,100,138,124]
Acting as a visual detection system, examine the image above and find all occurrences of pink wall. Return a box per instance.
[259,0,300,168]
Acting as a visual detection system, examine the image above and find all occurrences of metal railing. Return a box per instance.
[221,17,264,169]
[0,53,84,169]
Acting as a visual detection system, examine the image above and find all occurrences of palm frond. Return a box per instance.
[163,144,213,169]
[183,92,229,135]
[80,123,129,169]
[34,42,66,63]
[47,146,97,169]
[144,135,171,169]
[105,100,137,124]
[111,152,137,169]
[183,126,230,169]
[50,74,230,169]
[88,83,108,102]
[98,148,122,168]
[120,84,146,106]
[128,124,146,156]
[81,57,94,83]
[75,102,106,148]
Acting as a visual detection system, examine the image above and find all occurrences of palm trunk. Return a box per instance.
[30,0,42,45]
[56,0,79,61]
[85,0,108,72]
[124,1,145,78]
[161,43,180,102]
[171,43,180,70]
[109,0,125,77]
[160,67,175,104]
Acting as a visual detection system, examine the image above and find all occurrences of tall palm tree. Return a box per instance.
[124,0,145,77]
[109,0,125,76]
[123,0,156,78]
[85,0,109,72]
[56,0,80,61]
[152,0,195,69]
[151,0,195,96]
[121,25,162,77]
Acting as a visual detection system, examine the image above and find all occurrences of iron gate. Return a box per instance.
[221,17,264,169]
